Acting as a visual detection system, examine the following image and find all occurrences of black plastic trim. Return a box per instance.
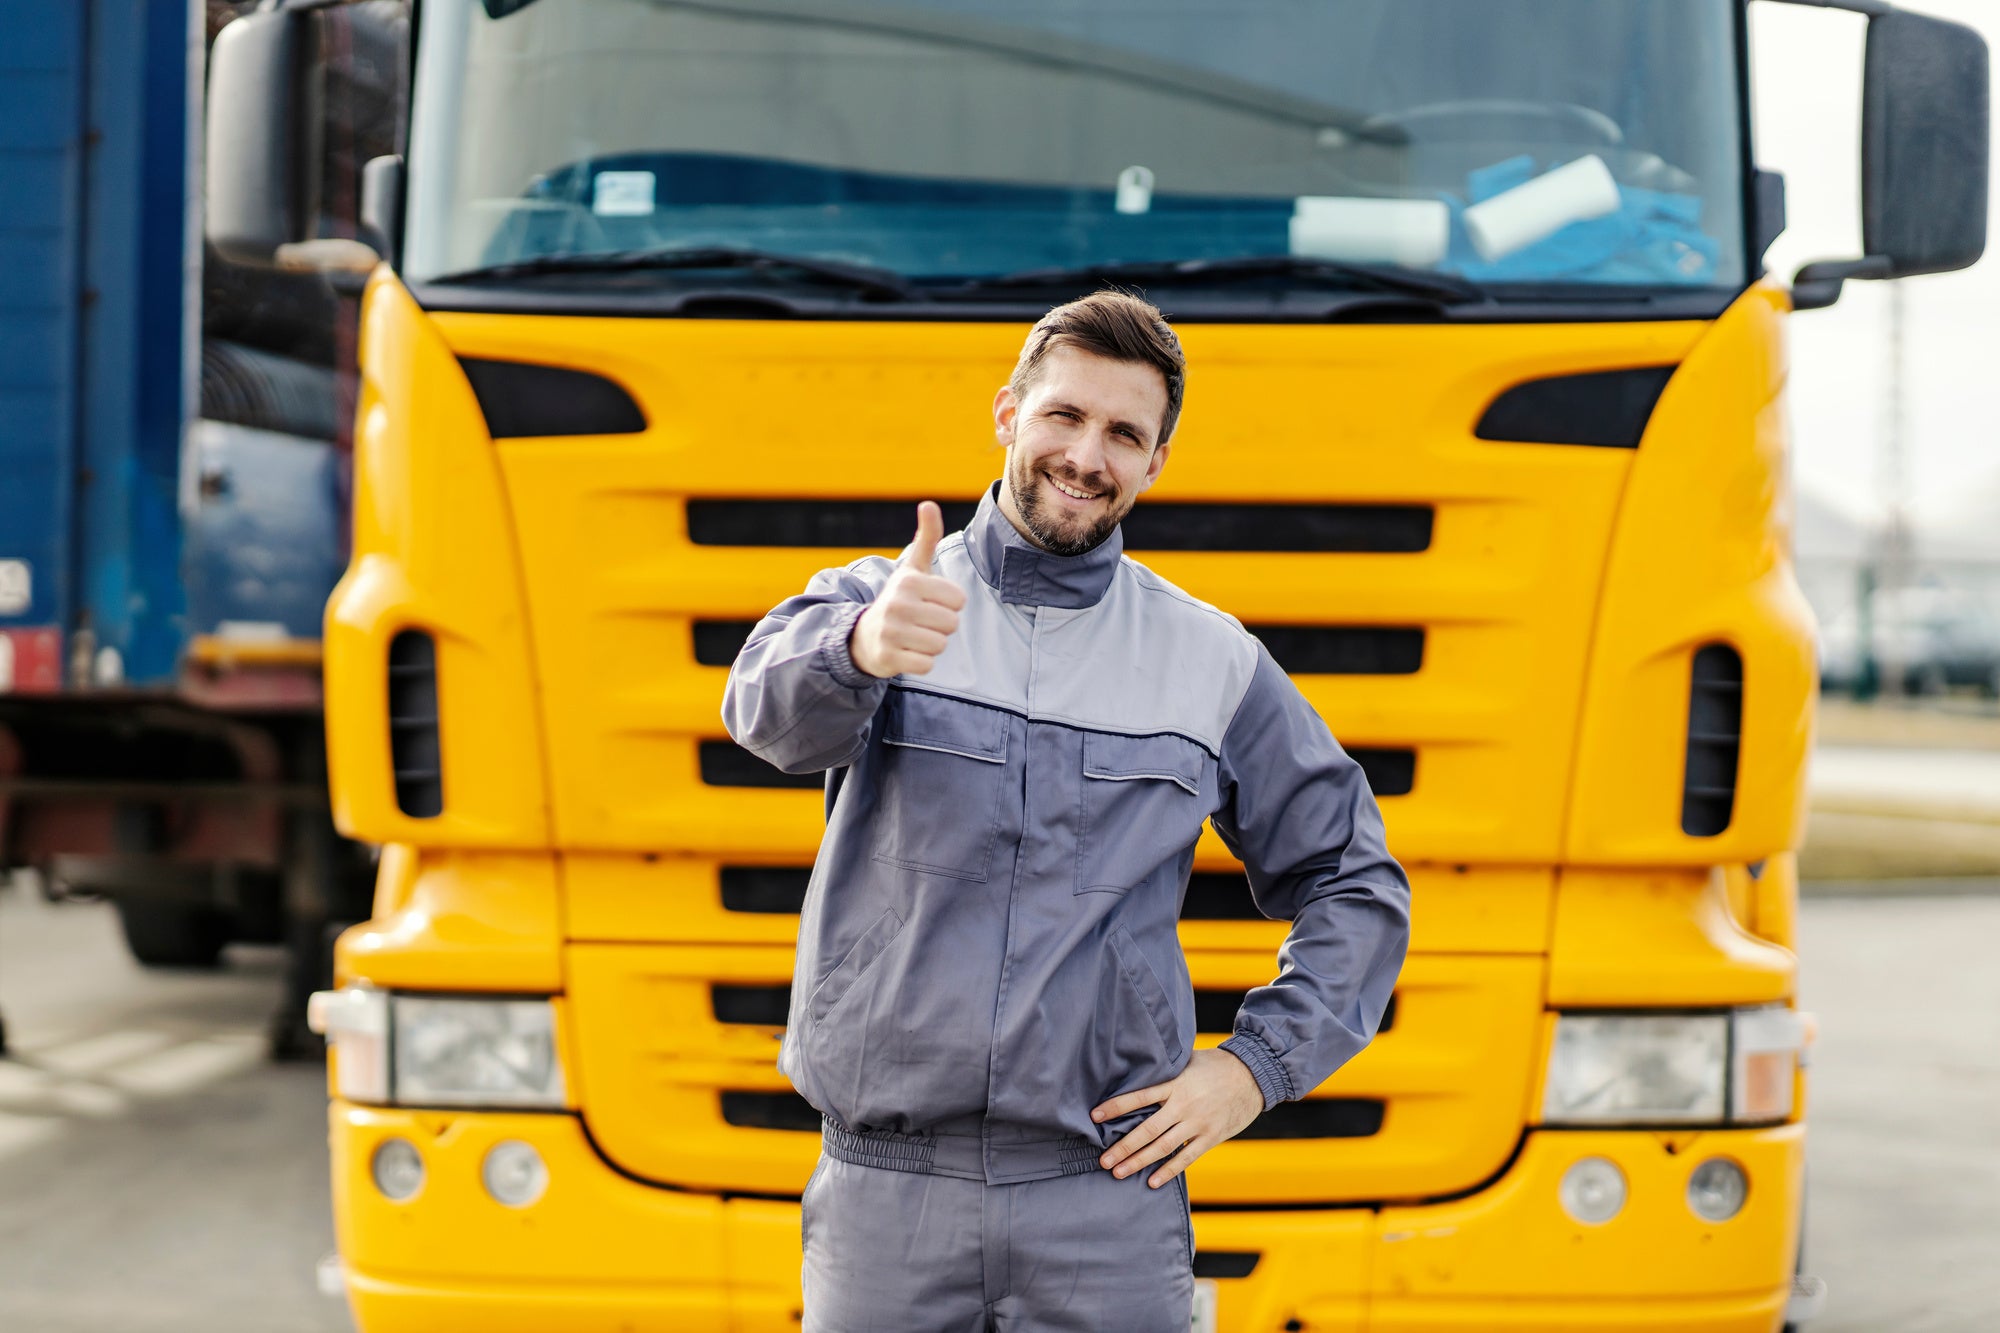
[698,741,822,790]
[1349,748,1416,798]
[458,356,647,438]
[1682,643,1744,837]
[386,629,442,817]
[712,984,791,1026]
[720,866,813,914]
[409,281,1741,325]
[1192,1252,1261,1280]
[1197,989,1395,1036]
[696,618,1424,676]
[1237,1098,1385,1140]
[686,499,1432,553]
[720,1090,824,1132]
[1474,366,1678,449]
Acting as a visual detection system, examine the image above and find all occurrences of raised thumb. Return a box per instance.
[907,501,943,572]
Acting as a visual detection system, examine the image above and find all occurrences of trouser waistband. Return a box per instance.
[821,1114,1104,1184]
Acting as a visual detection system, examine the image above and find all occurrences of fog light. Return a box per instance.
[481,1140,548,1207]
[371,1138,424,1201]
[1687,1157,1748,1222]
[1558,1156,1626,1224]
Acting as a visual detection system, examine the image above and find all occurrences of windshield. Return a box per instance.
[404,0,1747,301]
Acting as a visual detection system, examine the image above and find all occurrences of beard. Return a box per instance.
[1008,451,1133,557]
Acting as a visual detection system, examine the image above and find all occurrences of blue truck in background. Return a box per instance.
[0,0,403,1053]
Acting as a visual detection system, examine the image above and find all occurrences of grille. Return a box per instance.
[712,984,791,1026]
[386,630,442,818]
[1681,643,1743,836]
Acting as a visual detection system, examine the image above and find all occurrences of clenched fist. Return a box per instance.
[850,501,967,679]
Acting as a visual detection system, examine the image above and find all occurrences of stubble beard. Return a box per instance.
[1009,452,1130,557]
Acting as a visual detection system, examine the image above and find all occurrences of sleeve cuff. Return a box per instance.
[817,601,880,690]
[1220,1030,1295,1112]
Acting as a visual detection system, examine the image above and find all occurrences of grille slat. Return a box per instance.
[720,1091,821,1132]
[699,739,1413,797]
[685,499,1432,553]
[713,985,792,1026]
[695,619,1424,677]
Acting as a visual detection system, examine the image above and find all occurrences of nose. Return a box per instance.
[1061,427,1111,479]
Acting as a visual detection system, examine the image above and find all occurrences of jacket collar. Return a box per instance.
[964,481,1123,610]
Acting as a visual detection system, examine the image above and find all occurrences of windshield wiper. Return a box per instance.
[953,255,1486,306]
[429,245,919,302]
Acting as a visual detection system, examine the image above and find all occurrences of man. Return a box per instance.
[724,291,1410,1331]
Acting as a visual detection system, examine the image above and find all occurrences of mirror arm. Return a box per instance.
[1790,256,1895,311]
[1759,0,1893,15]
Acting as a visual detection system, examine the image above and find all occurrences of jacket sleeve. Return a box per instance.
[1210,644,1412,1110]
[722,557,896,775]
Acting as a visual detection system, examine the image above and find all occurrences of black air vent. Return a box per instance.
[699,741,821,790]
[1252,625,1423,675]
[1196,988,1396,1036]
[695,619,1425,676]
[387,630,442,817]
[1349,747,1416,797]
[1237,1098,1385,1140]
[694,620,761,667]
[720,866,812,914]
[1193,1252,1261,1280]
[1475,365,1677,448]
[685,500,1432,553]
[1681,643,1743,837]
[459,357,646,438]
[713,985,791,1026]
[1180,872,1267,920]
[721,1090,821,1132]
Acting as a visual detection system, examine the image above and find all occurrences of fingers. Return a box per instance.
[1099,1105,1178,1173]
[1092,1083,1170,1125]
[1146,1138,1205,1190]
[1113,1117,1194,1181]
[907,501,944,573]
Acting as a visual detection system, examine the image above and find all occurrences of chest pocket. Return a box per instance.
[870,690,1009,882]
[1077,731,1209,895]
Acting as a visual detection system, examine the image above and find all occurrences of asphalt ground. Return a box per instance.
[0,881,1994,1332]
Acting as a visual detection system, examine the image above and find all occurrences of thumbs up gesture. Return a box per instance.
[850,502,967,679]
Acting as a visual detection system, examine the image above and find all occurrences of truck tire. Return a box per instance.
[116,900,231,969]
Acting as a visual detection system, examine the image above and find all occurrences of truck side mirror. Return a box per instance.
[206,9,322,266]
[1792,9,1989,310]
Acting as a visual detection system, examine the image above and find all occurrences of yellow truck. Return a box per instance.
[205,1,1988,1328]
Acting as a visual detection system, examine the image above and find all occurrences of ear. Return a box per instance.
[1138,438,1171,493]
[992,385,1019,448]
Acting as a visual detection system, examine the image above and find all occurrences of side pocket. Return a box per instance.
[1107,926,1185,1064]
[1173,1174,1194,1267]
[807,908,904,1024]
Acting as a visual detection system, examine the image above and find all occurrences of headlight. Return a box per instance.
[309,988,565,1109]
[1542,1008,1806,1127]
[1543,1014,1727,1124]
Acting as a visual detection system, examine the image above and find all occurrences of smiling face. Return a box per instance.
[994,344,1173,557]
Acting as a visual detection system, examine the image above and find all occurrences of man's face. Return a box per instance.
[994,345,1172,557]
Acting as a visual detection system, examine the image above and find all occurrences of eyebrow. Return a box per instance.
[1042,399,1154,444]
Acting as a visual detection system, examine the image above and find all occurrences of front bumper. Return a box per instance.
[332,1102,1802,1333]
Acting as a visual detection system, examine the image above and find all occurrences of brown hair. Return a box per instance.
[1008,290,1186,445]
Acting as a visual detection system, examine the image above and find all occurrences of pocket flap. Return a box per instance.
[1081,731,1205,796]
[880,690,1007,764]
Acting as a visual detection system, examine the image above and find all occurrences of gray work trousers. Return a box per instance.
[801,1154,1195,1332]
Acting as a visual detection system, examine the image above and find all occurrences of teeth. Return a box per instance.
[1047,475,1099,501]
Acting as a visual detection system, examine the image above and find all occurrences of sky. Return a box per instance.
[1750,0,1999,535]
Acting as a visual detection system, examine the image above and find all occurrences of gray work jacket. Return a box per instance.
[723,484,1411,1184]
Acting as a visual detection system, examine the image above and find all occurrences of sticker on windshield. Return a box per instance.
[593,171,657,217]
[0,560,30,616]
